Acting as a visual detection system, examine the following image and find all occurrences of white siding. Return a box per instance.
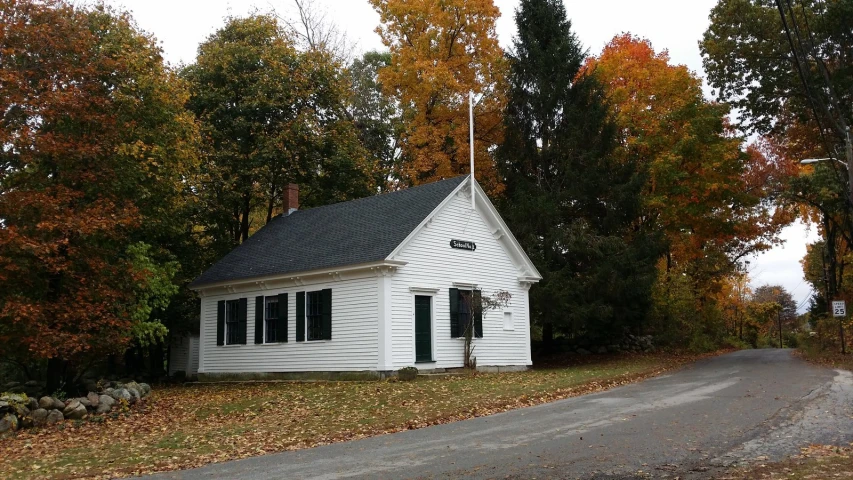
[199,275,380,373]
[389,189,532,369]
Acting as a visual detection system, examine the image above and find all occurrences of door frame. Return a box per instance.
[411,291,436,364]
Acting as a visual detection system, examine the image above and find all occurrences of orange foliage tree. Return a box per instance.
[585,34,793,341]
[0,0,198,389]
[369,0,506,194]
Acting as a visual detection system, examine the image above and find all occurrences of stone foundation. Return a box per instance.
[197,370,394,382]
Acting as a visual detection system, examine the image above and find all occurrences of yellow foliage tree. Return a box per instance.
[369,0,506,194]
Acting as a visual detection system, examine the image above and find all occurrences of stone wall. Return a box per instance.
[0,381,151,435]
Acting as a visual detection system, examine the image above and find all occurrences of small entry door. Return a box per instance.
[415,295,432,362]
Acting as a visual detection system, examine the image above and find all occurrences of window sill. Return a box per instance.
[220,344,243,347]
[415,360,436,364]
[259,342,287,346]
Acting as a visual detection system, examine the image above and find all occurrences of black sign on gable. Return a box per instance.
[450,239,476,251]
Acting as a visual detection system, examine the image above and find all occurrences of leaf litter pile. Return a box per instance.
[0,353,708,479]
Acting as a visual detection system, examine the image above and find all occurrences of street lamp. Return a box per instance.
[800,157,846,166]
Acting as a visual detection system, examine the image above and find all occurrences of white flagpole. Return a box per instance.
[469,90,475,210]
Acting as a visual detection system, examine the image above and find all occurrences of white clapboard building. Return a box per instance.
[189,175,541,380]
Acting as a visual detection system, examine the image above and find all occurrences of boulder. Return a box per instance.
[24,380,38,388]
[577,348,591,355]
[96,395,115,414]
[38,396,55,410]
[13,404,29,418]
[87,392,100,407]
[0,393,27,404]
[78,397,91,408]
[139,383,151,397]
[31,408,49,427]
[26,397,38,411]
[112,388,131,402]
[45,409,64,425]
[51,398,64,410]
[0,413,17,433]
[64,403,86,420]
[3,381,20,390]
[596,346,608,355]
[62,400,81,417]
[126,387,140,404]
[0,401,9,414]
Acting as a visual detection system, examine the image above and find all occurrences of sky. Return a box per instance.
[108,0,820,311]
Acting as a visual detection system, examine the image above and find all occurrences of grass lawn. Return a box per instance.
[0,352,709,479]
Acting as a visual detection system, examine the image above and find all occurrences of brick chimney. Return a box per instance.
[283,183,299,215]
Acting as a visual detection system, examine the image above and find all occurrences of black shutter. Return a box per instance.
[277,293,288,342]
[238,297,248,344]
[254,296,264,344]
[449,288,459,338]
[321,288,332,340]
[216,300,225,346]
[296,291,305,342]
[473,290,483,338]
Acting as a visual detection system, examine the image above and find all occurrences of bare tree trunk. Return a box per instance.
[240,191,251,243]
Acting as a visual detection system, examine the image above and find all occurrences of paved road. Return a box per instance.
[148,349,853,479]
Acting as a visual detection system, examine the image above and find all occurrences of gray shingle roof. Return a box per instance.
[190,175,468,288]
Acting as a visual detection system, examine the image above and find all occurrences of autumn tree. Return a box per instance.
[497,0,661,348]
[752,285,798,328]
[584,34,791,344]
[183,14,374,260]
[0,0,199,390]
[370,0,506,193]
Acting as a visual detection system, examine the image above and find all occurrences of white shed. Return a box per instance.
[189,175,541,380]
[168,333,199,378]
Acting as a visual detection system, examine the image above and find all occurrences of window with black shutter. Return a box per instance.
[304,289,331,341]
[449,289,483,339]
[307,291,323,340]
[264,296,279,343]
[224,299,239,345]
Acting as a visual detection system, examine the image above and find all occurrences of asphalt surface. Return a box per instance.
[147,349,853,480]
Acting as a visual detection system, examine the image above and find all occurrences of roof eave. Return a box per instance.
[190,259,408,294]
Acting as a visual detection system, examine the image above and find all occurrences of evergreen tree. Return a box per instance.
[498,0,661,348]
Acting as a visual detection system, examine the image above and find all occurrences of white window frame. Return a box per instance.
[503,310,514,331]
[264,296,279,344]
[306,290,324,341]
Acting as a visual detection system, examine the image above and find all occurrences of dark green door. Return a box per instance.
[415,295,432,362]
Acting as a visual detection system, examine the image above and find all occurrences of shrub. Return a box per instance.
[722,336,751,350]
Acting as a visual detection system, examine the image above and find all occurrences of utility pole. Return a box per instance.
[843,127,851,355]
[777,309,783,349]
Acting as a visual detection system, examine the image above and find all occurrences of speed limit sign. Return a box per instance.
[833,300,846,317]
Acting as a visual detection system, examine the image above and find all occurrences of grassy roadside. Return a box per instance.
[719,445,853,479]
[795,346,853,371]
[0,352,714,479]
